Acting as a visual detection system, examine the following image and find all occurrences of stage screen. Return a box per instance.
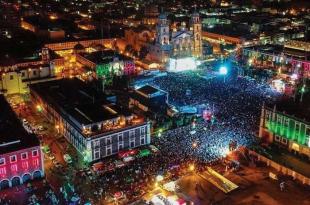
[168,57,197,72]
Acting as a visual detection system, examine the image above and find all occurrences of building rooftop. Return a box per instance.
[79,50,133,65]
[30,78,142,136]
[203,24,258,40]
[137,85,161,96]
[266,92,310,123]
[244,44,284,55]
[0,95,39,155]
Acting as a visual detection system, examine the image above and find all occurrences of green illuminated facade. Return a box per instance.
[260,106,310,155]
[96,64,114,85]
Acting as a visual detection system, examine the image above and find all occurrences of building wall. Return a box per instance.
[259,106,310,157]
[90,122,151,161]
[44,39,114,51]
[0,146,44,189]
[0,65,55,95]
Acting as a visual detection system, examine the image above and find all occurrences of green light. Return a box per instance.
[96,64,113,85]
[301,85,305,93]
[83,149,92,163]
[266,119,307,145]
[36,104,42,112]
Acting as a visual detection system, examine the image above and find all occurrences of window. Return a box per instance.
[107,147,112,156]
[130,130,135,139]
[10,75,14,80]
[265,110,271,121]
[11,164,17,172]
[119,144,123,151]
[21,152,28,160]
[32,150,38,157]
[33,70,37,75]
[0,167,6,175]
[277,115,282,124]
[118,134,123,142]
[284,118,289,127]
[295,122,300,138]
[22,161,29,169]
[10,155,17,163]
[106,137,111,145]
[295,122,300,132]
[281,138,287,145]
[140,137,145,145]
[21,72,25,77]
[33,158,39,167]
[275,135,281,142]
[141,127,145,135]
[305,126,309,136]
[94,148,100,160]
[0,158,5,166]
[130,141,135,148]
[94,140,100,147]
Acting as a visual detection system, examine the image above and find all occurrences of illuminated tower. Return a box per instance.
[156,12,169,46]
[191,11,202,58]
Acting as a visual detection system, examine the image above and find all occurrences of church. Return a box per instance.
[148,11,203,64]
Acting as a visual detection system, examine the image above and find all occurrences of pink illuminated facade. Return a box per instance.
[0,146,43,189]
[0,95,44,190]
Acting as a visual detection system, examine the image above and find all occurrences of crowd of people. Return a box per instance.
[76,65,282,204]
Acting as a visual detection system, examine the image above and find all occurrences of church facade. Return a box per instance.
[148,11,203,64]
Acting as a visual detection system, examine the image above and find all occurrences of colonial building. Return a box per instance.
[148,11,203,63]
[30,78,151,162]
[0,49,57,95]
[0,95,43,190]
[76,50,136,86]
[259,99,310,158]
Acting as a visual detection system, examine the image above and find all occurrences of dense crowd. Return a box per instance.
[81,65,282,203]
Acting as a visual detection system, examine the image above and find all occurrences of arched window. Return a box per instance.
[196,34,199,41]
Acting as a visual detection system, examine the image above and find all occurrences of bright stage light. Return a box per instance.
[168,57,197,72]
[219,66,228,75]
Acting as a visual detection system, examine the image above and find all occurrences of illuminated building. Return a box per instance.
[30,79,151,162]
[142,4,159,25]
[76,50,136,85]
[0,49,57,95]
[44,39,113,51]
[259,99,310,158]
[20,16,65,40]
[0,95,43,189]
[243,45,310,79]
[148,10,202,64]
